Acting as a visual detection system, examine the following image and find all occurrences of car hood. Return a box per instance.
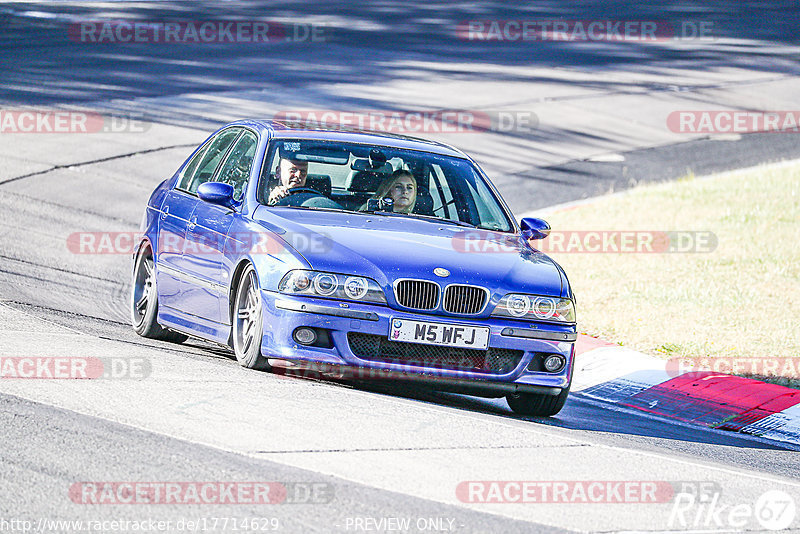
[253,206,565,298]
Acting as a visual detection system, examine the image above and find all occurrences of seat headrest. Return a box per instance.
[413,192,435,216]
[349,171,386,193]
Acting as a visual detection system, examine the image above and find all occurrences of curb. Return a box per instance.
[572,335,800,447]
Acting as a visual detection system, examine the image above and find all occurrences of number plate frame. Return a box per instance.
[388,318,490,350]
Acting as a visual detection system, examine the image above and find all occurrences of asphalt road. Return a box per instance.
[1,392,561,534]
[0,117,797,534]
[1,1,799,533]
[3,1,800,210]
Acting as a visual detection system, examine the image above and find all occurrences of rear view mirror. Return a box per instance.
[351,158,392,173]
[369,148,387,168]
[520,217,551,240]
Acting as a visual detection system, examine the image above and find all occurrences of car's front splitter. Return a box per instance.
[259,291,574,394]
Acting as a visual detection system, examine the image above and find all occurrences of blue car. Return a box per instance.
[131,120,577,416]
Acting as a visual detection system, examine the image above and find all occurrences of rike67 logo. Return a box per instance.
[670,486,796,531]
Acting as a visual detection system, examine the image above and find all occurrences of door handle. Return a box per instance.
[161,206,169,220]
[188,217,197,230]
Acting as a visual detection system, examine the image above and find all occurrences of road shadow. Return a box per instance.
[2,1,799,212]
[1,1,798,108]
[291,371,798,453]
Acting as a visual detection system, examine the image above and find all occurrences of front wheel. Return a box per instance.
[131,248,187,343]
[506,387,570,417]
[232,265,270,371]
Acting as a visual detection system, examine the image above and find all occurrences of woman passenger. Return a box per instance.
[363,169,417,214]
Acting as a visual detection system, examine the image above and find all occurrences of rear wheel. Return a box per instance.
[131,247,188,343]
[506,386,570,417]
[232,265,270,370]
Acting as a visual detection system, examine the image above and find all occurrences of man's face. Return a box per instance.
[278,159,308,188]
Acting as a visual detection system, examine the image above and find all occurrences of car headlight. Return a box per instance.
[344,276,369,300]
[313,273,338,296]
[279,270,386,304]
[493,294,576,323]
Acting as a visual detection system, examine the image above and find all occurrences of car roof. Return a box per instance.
[228,119,470,159]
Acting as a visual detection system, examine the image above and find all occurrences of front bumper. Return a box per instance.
[260,291,576,395]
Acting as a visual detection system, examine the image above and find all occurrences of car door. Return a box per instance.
[157,127,241,311]
[182,129,258,324]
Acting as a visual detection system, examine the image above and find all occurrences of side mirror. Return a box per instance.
[520,217,551,240]
[197,182,236,210]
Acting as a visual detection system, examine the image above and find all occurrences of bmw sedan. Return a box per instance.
[131,120,577,416]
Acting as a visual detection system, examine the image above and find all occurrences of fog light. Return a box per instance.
[293,327,317,346]
[543,354,566,373]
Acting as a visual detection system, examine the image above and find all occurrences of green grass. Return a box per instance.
[541,162,800,382]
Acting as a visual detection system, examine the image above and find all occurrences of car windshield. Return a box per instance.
[258,139,514,232]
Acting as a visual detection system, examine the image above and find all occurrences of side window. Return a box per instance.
[215,131,258,201]
[462,173,512,231]
[178,143,210,189]
[177,128,241,194]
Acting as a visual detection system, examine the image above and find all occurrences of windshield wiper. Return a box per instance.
[380,211,478,229]
[274,205,351,214]
[476,223,513,233]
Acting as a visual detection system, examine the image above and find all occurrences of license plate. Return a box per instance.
[389,318,490,350]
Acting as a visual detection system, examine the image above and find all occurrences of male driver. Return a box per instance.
[268,158,308,204]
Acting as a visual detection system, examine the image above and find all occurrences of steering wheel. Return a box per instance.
[286,186,322,196]
[271,186,327,207]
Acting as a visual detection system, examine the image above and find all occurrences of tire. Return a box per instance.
[131,247,188,343]
[506,387,570,417]
[232,264,270,370]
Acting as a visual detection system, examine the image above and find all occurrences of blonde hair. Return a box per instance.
[367,170,417,213]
